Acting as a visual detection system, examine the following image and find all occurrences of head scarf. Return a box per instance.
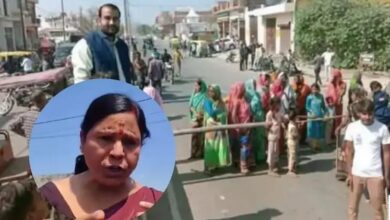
[326,69,345,104]
[245,79,264,118]
[271,78,284,98]
[204,84,224,118]
[228,82,251,124]
[331,69,343,84]
[349,72,363,91]
[189,80,208,119]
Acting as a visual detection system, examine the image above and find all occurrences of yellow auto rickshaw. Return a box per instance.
[0,51,33,60]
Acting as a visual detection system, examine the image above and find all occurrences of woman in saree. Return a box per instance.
[227,82,254,174]
[325,69,346,140]
[245,79,267,164]
[256,73,271,113]
[292,74,311,144]
[306,83,328,151]
[203,84,231,175]
[189,79,208,159]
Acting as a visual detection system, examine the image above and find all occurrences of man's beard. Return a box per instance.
[102,25,119,37]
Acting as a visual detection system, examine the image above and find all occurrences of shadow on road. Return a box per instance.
[0,155,29,178]
[208,208,283,220]
[162,92,191,104]
[168,114,186,121]
[180,167,267,186]
[298,159,335,174]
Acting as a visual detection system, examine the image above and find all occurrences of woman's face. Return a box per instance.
[209,87,215,99]
[351,93,357,102]
[194,82,201,93]
[81,112,141,187]
[311,86,319,94]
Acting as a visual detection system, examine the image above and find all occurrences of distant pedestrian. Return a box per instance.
[239,43,249,71]
[21,55,33,74]
[321,48,335,82]
[312,53,323,85]
[345,99,390,220]
[148,53,165,94]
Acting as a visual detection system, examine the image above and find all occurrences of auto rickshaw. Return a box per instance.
[0,51,41,73]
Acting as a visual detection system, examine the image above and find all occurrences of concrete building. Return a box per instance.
[175,8,218,41]
[213,0,248,41]
[0,0,40,51]
[155,11,175,37]
[246,0,295,54]
[38,14,80,44]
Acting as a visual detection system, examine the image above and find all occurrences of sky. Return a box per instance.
[36,0,216,25]
[29,79,176,192]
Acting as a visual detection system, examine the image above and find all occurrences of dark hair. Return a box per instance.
[270,97,281,107]
[98,3,121,18]
[76,93,151,174]
[358,99,374,114]
[370,81,382,91]
[288,110,297,121]
[350,88,366,99]
[0,179,39,220]
[311,83,320,91]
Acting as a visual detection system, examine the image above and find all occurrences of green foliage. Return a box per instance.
[295,0,390,70]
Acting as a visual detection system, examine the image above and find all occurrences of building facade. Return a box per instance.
[0,0,39,51]
[38,14,81,44]
[246,0,295,54]
[213,0,248,41]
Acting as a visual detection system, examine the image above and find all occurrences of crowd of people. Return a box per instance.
[189,68,390,178]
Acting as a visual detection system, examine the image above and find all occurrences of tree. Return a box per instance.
[68,7,99,34]
[295,0,390,70]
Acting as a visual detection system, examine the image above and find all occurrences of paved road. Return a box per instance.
[147,42,390,219]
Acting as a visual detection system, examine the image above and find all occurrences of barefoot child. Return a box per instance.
[286,111,300,176]
[266,97,285,176]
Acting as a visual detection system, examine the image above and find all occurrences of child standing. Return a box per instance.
[286,111,300,176]
[325,96,336,145]
[266,97,285,176]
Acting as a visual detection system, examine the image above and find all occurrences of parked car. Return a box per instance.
[53,42,76,68]
[216,38,236,51]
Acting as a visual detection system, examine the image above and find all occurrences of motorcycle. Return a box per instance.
[226,51,236,63]
[0,84,52,116]
[164,62,175,85]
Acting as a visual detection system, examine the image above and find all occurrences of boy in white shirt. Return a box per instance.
[344,99,390,220]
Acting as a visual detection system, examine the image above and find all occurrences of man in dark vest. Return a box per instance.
[71,3,134,84]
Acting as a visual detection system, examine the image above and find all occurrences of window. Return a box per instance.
[5,27,14,51]
[17,0,21,9]
[3,0,7,16]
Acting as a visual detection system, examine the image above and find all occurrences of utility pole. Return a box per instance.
[19,0,27,50]
[61,0,66,41]
[123,0,132,42]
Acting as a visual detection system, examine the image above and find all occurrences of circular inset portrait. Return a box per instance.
[28,79,176,220]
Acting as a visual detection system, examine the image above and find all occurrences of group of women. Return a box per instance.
[189,68,354,175]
